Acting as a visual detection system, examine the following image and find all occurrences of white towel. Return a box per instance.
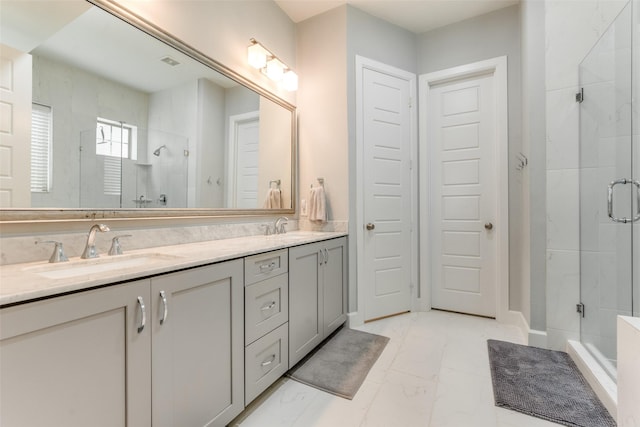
[263,188,282,209]
[309,186,327,223]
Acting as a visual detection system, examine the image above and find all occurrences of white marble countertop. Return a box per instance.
[0,231,346,306]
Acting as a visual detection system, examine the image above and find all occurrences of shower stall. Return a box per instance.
[578,0,639,380]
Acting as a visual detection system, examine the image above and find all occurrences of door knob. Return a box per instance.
[366,223,375,231]
[484,223,493,230]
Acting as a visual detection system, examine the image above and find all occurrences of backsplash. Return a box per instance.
[0,219,349,266]
[0,220,291,266]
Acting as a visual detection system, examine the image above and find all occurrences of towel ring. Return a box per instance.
[269,179,281,188]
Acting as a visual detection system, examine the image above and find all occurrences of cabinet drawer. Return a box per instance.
[244,249,288,285]
[245,274,288,345]
[245,322,289,405]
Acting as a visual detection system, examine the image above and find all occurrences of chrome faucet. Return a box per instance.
[81,224,110,259]
[274,216,289,234]
[36,240,69,263]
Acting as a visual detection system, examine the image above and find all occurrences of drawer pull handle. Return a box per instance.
[159,290,168,325]
[261,354,276,367]
[261,301,277,311]
[137,296,146,333]
[259,261,277,272]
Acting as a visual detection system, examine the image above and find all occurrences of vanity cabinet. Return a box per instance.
[0,280,152,427]
[0,259,244,427]
[288,237,347,367]
[243,250,289,405]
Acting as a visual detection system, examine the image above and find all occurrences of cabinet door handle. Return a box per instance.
[318,249,324,265]
[261,354,276,367]
[159,290,168,325]
[324,248,329,264]
[259,261,276,272]
[261,301,277,311]
[137,296,146,333]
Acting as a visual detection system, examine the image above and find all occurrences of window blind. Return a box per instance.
[103,156,122,196]
[31,103,52,192]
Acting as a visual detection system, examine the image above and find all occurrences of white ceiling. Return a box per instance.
[2,2,238,93]
[274,0,519,34]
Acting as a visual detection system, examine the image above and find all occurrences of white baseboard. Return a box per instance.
[347,311,363,328]
[528,329,548,348]
[567,340,617,420]
[501,310,529,342]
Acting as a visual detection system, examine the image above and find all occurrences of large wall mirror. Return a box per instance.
[0,0,296,221]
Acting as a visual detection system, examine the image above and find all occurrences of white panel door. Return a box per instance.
[363,67,413,321]
[228,112,259,208]
[0,44,32,207]
[429,73,497,317]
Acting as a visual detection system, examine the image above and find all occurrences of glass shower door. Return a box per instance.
[578,0,634,379]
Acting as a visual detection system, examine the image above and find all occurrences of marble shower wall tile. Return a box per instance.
[546,249,580,334]
[546,169,579,251]
[546,87,579,171]
[545,0,629,92]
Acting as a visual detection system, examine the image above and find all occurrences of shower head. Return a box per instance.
[153,145,167,157]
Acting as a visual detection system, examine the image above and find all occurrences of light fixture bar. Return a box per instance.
[247,38,297,91]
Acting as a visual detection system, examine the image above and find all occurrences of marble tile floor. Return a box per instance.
[232,310,562,427]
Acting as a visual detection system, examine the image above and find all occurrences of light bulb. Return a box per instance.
[282,70,298,91]
[248,42,268,69]
[265,58,284,81]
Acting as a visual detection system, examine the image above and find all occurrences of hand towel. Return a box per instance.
[309,186,327,223]
[263,188,282,209]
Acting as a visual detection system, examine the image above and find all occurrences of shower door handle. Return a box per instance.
[634,180,640,222]
[608,178,631,223]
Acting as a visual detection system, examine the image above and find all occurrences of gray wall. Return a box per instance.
[521,0,546,331]
[416,5,525,313]
[197,78,226,208]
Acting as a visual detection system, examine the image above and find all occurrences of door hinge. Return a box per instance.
[576,303,585,318]
[575,88,584,103]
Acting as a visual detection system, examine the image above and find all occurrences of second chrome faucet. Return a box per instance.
[274,216,289,234]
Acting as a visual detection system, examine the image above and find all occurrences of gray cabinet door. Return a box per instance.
[323,237,347,337]
[0,280,152,427]
[289,237,348,367]
[151,260,244,427]
[288,241,324,367]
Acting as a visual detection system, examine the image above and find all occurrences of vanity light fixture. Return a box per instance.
[247,38,298,91]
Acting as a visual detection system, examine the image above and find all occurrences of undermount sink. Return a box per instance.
[267,232,326,241]
[24,253,182,279]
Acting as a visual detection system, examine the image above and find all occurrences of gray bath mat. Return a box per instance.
[287,327,389,400]
[487,339,616,427]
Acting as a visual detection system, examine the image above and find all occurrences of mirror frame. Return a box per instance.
[0,0,297,222]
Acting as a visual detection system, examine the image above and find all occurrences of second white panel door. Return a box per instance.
[428,73,497,318]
